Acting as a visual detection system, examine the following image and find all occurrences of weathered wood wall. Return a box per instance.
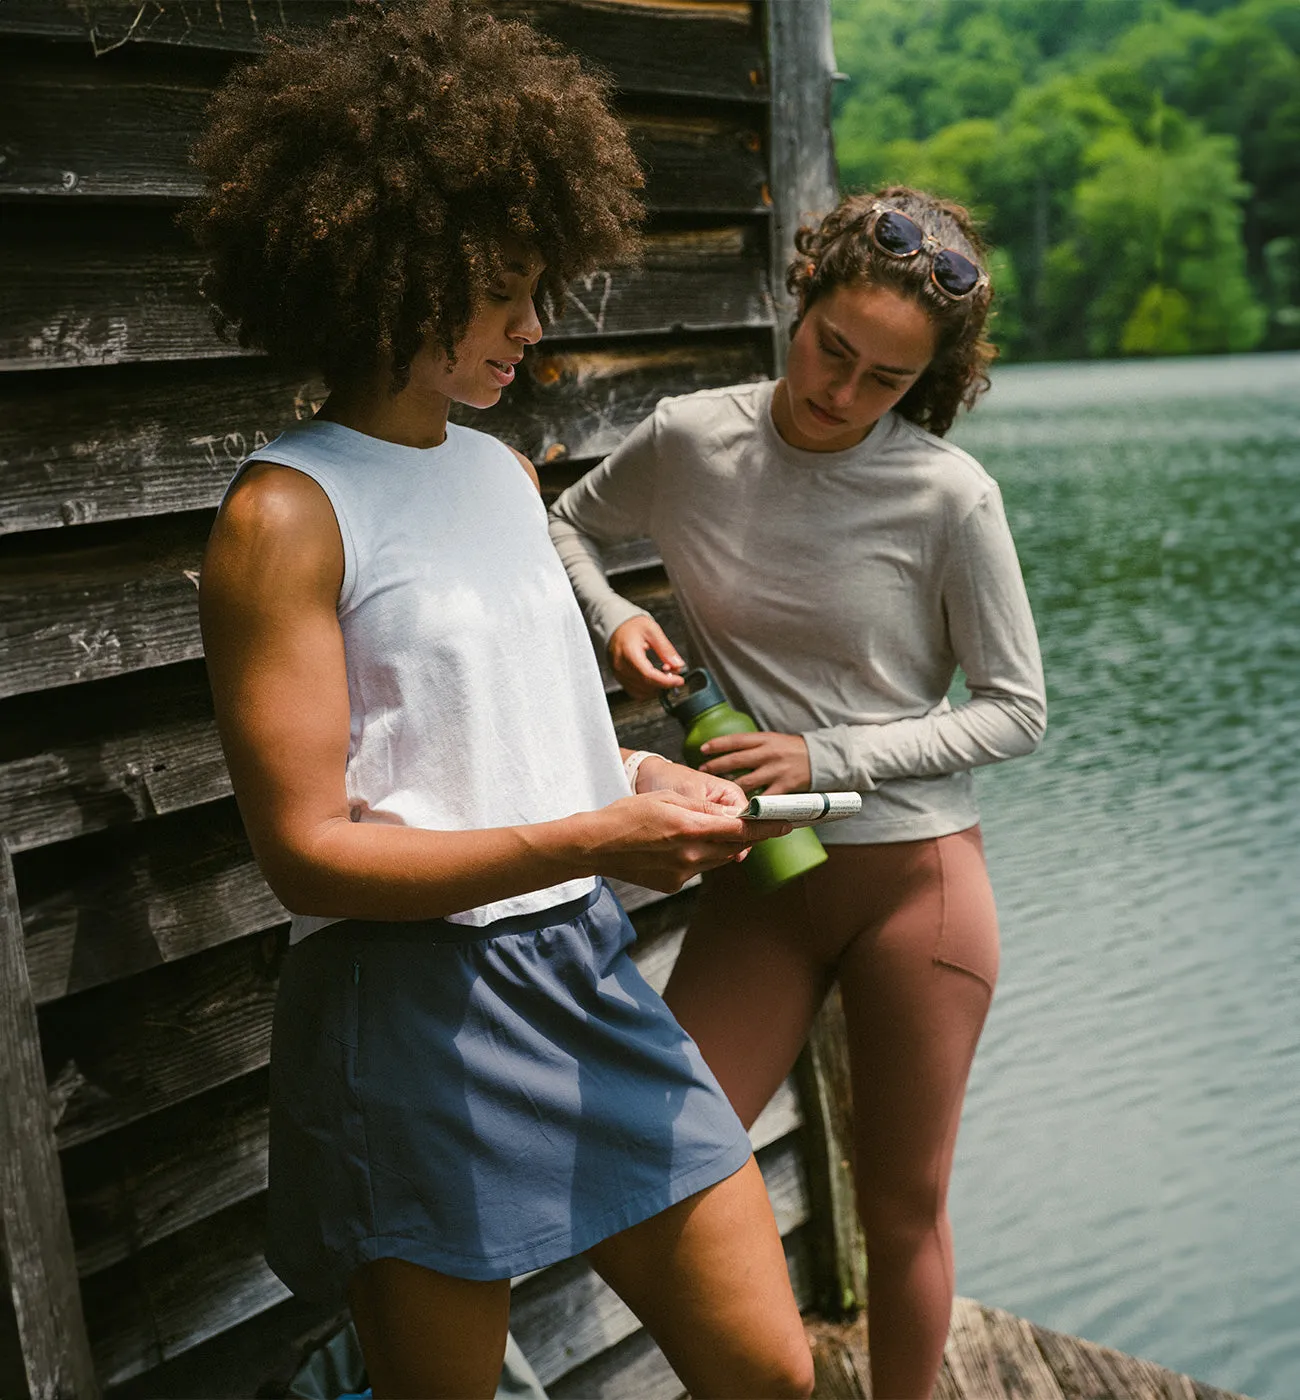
[0,2,845,1396]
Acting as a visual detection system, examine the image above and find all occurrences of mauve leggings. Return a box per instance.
[663,826,999,1400]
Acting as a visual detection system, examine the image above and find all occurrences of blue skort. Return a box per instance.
[265,880,752,1301]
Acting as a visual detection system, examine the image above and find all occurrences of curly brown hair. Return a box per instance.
[787,186,996,437]
[183,0,644,389]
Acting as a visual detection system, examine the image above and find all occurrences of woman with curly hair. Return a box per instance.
[550,186,1047,1399]
[191,3,813,1395]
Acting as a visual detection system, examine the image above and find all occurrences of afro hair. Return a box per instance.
[184,0,645,388]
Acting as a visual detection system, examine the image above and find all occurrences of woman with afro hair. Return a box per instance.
[191,4,813,1395]
[550,186,1048,1399]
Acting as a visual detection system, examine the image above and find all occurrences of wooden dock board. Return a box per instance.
[805,1297,1253,1400]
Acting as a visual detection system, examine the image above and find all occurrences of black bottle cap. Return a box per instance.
[660,667,732,727]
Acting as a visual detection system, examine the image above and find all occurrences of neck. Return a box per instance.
[317,369,451,450]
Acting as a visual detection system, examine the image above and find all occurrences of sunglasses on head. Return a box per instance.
[864,204,988,300]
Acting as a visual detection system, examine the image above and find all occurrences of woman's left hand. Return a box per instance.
[696,732,811,795]
[635,756,748,813]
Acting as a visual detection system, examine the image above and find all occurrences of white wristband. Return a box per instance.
[623,749,665,793]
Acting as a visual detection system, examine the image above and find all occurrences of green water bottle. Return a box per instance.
[662,668,828,893]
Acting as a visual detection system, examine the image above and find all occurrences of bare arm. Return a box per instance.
[200,464,772,921]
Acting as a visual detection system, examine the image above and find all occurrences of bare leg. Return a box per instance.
[347,1257,510,1399]
[585,1155,813,1398]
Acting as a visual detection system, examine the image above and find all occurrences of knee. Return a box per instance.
[760,1336,816,1400]
[858,1177,945,1258]
[719,1329,814,1400]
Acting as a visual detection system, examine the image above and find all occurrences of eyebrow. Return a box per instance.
[503,260,543,279]
[822,321,921,377]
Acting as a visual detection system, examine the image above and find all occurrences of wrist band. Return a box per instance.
[623,749,665,793]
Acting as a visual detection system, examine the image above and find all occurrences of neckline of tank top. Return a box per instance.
[756,378,897,471]
[284,416,470,458]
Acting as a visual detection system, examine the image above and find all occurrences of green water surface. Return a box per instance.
[946,352,1300,1400]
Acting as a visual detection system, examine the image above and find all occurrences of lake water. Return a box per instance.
[946,353,1300,1400]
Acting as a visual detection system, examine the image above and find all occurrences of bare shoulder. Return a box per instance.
[506,443,541,493]
[203,461,344,613]
[216,460,338,539]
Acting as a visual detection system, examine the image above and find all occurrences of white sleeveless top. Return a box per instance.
[237,419,629,940]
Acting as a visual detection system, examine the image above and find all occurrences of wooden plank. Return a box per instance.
[80,1192,289,1388]
[0,220,772,372]
[0,0,351,50]
[805,1313,871,1400]
[0,1295,33,1400]
[943,1295,1011,1400]
[1031,1320,1171,1400]
[0,360,323,535]
[0,661,227,854]
[0,50,766,209]
[765,0,837,374]
[0,512,208,700]
[63,1069,270,1279]
[0,340,766,534]
[547,1325,686,1400]
[0,1,764,105]
[976,1300,1068,1400]
[464,338,769,464]
[18,798,284,1006]
[0,845,101,1399]
[41,927,283,1150]
[102,1293,347,1400]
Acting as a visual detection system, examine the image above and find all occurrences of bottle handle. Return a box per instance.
[659,666,711,715]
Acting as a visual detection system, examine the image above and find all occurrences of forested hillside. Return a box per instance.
[831,0,1300,359]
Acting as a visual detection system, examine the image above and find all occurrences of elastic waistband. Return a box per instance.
[335,881,605,945]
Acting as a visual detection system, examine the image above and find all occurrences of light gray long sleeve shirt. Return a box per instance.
[548,379,1046,844]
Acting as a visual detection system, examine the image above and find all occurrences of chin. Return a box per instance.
[458,387,503,412]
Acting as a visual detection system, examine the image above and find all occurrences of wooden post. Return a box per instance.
[765,0,866,1315]
[793,988,868,1317]
[766,0,840,375]
[0,842,100,1399]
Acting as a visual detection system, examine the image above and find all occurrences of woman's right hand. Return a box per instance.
[584,790,788,893]
[608,616,687,699]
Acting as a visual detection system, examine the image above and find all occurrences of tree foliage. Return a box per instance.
[831,0,1298,359]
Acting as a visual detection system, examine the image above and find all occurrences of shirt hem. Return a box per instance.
[818,810,982,845]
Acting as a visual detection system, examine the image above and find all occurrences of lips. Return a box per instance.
[487,357,518,386]
[807,399,846,426]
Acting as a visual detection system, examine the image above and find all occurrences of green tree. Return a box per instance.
[1043,115,1265,357]
[829,0,1278,359]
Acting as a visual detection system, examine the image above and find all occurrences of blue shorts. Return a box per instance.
[265,881,752,1301]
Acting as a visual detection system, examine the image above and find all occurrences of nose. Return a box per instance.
[827,373,856,408]
[513,297,543,346]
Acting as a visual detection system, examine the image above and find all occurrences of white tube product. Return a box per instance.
[742,792,863,826]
